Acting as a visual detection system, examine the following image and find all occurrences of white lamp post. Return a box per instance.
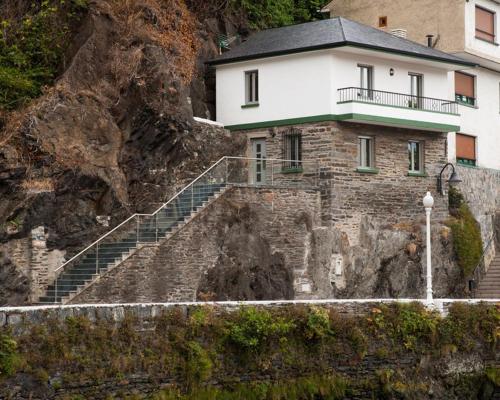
[423,192,434,305]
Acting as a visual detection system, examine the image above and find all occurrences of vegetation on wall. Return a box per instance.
[447,187,484,276]
[0,0,88,110]
[0,303,498,399]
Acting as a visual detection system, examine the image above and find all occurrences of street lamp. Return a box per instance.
[437,163,462,195]
[423,192,434,306]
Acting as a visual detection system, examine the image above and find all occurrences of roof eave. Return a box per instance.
[207,42,477,68]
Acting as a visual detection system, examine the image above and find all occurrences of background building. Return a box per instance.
[323,0,500,170]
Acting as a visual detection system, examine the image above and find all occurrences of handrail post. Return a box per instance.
[191,185,194,212]
[225,158,229,184]
[54,277,58,304]
[136,217,140,245]
[155,213,158,243]
[96,243,99,275]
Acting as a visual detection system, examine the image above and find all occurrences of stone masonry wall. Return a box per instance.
[456,165,500,267]
[242,121,449,245]
[71,187,321,304]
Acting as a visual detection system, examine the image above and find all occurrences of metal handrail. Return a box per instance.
[54,156,319,273]
[337,87,459,115]
[469,233,497,296]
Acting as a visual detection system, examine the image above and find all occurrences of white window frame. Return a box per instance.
[408,140,424,173]
[358,64,374,100]
[358,136,375,168]
[245,70,259,105]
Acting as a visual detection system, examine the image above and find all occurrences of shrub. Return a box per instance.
[304,306,333,341]
[226,307,294,351]
[229,0,325,30]
[0,331,20,377]
[448,203,483,276]
[0,0,88,110]
[185,341,213,387]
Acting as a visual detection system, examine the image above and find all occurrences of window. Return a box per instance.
[379,16,387,27]
[358,136,374,168]
[282,128,302,169]
[408,141,424,173]
[456,133,477,166]
[245,70,259,104]
[358,65,373,99]
[455,72,476,106]
[476,6,496,43]
[409,73,423,108]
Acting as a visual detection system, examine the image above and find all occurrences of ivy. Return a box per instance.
[0,0,88,110]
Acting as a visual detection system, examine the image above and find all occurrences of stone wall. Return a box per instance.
[71,186,322,304]
[242,121,449,245]
[456,165,500,267]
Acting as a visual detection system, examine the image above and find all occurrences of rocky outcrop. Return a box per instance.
[0,0,246,305]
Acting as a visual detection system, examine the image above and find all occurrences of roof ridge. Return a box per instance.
[337,16,346,42]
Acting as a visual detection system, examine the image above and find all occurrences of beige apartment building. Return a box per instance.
[323,0,500,170]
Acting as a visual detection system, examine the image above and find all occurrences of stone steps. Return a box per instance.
[476,254,500,299]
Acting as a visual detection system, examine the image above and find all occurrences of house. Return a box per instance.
[322,0,500,170]
[210,17,474,241]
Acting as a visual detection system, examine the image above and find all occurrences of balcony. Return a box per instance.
[336,87,460,132]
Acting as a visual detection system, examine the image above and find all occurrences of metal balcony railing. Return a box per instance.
[338,87,459,115]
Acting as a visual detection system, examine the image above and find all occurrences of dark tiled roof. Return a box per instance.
[209,17,475,67]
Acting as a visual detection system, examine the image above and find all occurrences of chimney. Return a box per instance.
[426,34,434,47]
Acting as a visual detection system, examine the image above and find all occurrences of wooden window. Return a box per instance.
[409,73,423,108]
[456,133,476,166]
[245,70,259,104]
[358,136,374,168]
[476,6,495,43]
[379,16,387,28]
[408,141,424,173]
[282,128,302,170]
[455,72,476,106]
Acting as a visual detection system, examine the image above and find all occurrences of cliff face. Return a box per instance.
[0,0,246,305]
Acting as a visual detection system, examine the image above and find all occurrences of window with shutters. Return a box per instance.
[476,6,496,43]
[456,133,477,166]
[455,72,476,106]
[282,128,302,171]
[245,70,259,105]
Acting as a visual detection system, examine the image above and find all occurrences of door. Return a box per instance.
[251,138,266,185]
[409,74,423,109]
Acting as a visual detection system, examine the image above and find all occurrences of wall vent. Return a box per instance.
[390,29,408,39]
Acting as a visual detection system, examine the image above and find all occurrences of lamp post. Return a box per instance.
[423,192,434,306]
[437,163,462,195]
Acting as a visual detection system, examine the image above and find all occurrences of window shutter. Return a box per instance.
[456,134,476,161]
[476,6,495,41]
[455,72,475,98]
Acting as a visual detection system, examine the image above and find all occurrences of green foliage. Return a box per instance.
[0,0,88,110]
[153,374,349,400]
[0,331,20,377]
[304,306,333,341]
[4,303,499,396]
[448,203,483,276]
[448,186,464,212]
[229,0,326,30]
[185,341,213,387]
[226,307,294,351]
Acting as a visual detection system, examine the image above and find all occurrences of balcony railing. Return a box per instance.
[338,87,459,115]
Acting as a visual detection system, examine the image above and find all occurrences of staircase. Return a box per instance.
[476,252,500,299]
[38,156,318,304]
[39,183,227,304]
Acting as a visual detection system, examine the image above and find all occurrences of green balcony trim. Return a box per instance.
[337,100,460,116]
[280,167,304,174]
[356,167,379,174]
[226,113,460,132]
[241,103,260,109]
[407,171,428,177]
